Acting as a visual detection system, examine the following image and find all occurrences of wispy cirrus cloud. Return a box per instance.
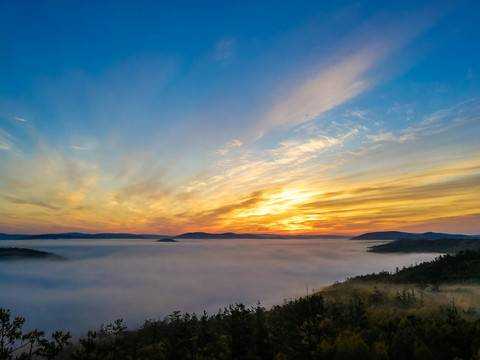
[169,99,480,234]
[364,100,479,148]
[297,164,480,232]
[251,5,442,140]
[0,146,99,228]
[108,176,173,204]
[70,142,96,151]
[183,156,480,234]
[5,195,59,211]
[1,99,477,235]
[216,139,243,155]
[0,128,14,151]
[214,37,236,62]
[254,49,376,138]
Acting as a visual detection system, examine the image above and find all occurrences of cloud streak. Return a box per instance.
[255,49,375,138]
[0,128,14,151]
[214,37,236,62]
[171,100,480,234]
[251,4,442,140]
[1,97,478,236]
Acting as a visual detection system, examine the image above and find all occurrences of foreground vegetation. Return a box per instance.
[2,250,480,360]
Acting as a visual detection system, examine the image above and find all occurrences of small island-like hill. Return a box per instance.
[156,238,177,242]
[0,247,65,260]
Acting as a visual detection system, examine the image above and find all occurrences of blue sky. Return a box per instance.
[1,0,479,235]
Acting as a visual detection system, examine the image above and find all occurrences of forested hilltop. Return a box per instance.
[369,237,480,253]
[2,250,480,360]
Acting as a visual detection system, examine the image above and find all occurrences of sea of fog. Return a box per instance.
[0,237,440,335]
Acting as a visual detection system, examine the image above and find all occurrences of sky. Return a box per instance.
[1,0,479,236]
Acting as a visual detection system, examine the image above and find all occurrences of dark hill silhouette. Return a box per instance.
[369,238,480,253]
[0,247,65,260]
[175,232,349,239]
[0,233,30,240]
[174,232,269,239]
[1,231,349,241]
[156,238,177,242]
[6,233,168,240]
[350,231,475,240]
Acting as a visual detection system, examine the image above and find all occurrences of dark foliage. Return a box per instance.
[62,290,479,360]
[353,249,480,284]
[0,307,70,360]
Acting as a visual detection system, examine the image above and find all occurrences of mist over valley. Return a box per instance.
[0,236,440,335]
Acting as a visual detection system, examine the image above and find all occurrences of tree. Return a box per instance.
[17,329,45,360]
[225,304,252,360]
[0,307,26,359]
[99,319,126,360]
[0,307,70,360]
[72,330,97,360]
[35,331,71,360]
[334,330,371,360]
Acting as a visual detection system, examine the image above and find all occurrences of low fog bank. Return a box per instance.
[0,238,439,335]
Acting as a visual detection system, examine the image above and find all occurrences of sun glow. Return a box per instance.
[233,187,324,217]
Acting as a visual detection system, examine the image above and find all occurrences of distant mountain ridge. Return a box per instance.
[2,231,476,241]
[0,232,349,240]
[175,232,268,239]
[174,232,349,239]
[0,233,30,240]
[0,233,168,240]
[350,231,476,240]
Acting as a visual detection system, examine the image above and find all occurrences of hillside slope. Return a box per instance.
[350,231,475,240]
[369,238,480,253]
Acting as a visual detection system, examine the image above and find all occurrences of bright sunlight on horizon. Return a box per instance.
[1,1,479,236]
